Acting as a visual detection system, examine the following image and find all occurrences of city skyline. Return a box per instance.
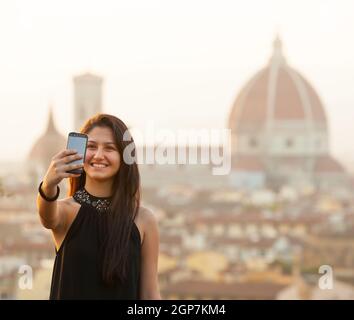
[0,1,353,170]
[1,1,354,300]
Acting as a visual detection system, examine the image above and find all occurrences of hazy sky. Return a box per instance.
[0,0,353,168]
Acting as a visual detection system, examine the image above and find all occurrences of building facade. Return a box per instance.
[73,72,103,131]
[228,37,348,190]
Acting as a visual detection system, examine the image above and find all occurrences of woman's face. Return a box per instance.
[84,126,121,181]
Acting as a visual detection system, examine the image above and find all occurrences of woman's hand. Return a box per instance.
[42,149,84,193]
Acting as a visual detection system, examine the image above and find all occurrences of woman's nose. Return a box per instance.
[93,147,105,159]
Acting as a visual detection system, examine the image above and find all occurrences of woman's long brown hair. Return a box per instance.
[68,113,141,287]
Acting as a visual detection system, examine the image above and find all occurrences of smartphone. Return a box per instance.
[66,132,88,174]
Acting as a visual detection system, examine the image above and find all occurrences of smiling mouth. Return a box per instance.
[91,163,109,168]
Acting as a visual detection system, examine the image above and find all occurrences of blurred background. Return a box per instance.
[0,0,354,299]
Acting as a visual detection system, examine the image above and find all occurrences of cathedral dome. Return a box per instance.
[228,36,328,133]
[227,37,348,189]
[28,107,66,171]
[228,37,330,160]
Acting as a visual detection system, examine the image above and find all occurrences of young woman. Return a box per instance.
[36,114,161,300]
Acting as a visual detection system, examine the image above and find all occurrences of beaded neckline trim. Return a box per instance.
[73,188,112,213]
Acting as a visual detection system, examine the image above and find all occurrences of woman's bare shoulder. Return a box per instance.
[135,206,157,244]
[137,206,155,222]
[138,206,158,232]
[57,196,80,214]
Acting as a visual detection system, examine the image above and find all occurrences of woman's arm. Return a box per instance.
[139,207,162,300]
[37,149,83,230]
[37,182,61,229]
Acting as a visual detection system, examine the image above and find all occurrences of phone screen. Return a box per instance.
[66,133,88,173]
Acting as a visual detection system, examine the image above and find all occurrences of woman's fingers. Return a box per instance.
[53,149,78,160]
[53,163,83,179]
[63,153,83,164]
[44,150,82,187]
[64,163,84,171]
[62,171,82,178]
[55,153,83,167]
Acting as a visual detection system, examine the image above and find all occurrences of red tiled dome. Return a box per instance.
[28,107,66,169]
[228,37,328,132]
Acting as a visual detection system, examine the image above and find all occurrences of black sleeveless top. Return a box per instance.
[49,189,141,300]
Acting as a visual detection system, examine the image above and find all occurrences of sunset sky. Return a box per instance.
[0,0,353,170]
